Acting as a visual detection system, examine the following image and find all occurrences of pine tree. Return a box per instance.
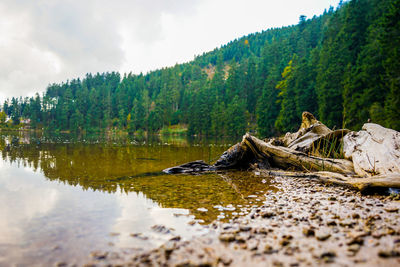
[275,58,300,133]
[226,96,246,137]
[381,0,400,130]
[211,100,226,136]
[256,66,281,137]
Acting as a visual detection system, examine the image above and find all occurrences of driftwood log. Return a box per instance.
[260,170,400,193]
[164,112,400,192]
[242,134,355,175]
[343,123,400,177]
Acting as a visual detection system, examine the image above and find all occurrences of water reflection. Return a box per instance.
[0,132,278,265]
[0,164,59,244]
[0,132,231,191]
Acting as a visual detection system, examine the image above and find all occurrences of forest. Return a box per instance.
[1,0,399,137]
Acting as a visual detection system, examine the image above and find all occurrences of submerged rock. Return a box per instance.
[163,160,214,174]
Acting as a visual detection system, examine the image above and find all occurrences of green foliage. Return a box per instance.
[381,0,400,130]
[0,111,6,124]
[211,100,226,136]
[275,57,300,133]
[311,136,345,159]
[160,125,187,135]
[226,96,246,137]
[369,102,386,125]
[5,0,400,135]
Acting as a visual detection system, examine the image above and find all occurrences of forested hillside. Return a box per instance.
[2,0,399,136]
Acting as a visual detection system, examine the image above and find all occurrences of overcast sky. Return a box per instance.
[0,0,341,103]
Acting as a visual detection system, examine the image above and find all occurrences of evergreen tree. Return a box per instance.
[10,98,20,125]
[275,58,300,133]
[226,96,246,137]
[211,100,226,136]
[381,0,400,130]
[256,67,281,137]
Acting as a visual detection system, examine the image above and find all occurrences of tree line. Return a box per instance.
[2,0,399,136]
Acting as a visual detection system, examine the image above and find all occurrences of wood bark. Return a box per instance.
[343,123,400,177]
[242,134,355,175]
[259,169,400,192]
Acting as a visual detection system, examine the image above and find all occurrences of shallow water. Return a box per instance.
[0,131,278,266]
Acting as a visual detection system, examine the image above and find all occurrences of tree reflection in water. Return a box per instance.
[0,131,278,223]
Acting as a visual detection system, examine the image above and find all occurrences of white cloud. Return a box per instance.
[0,0,340,103]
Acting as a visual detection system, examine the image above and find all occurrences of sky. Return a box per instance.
[0,0,341,103]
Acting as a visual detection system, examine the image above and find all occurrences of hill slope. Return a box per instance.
[2,0,399,135]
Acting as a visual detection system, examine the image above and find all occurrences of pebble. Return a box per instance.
[348,244,360,255]
[90,251,108,260]
[326,220,337,226]
[378,250,400,258]
[151,225,172,234]
[384,207,399,213]
[257,227,269,234]
[219,233,236,242]
[260,210,275,218]
[170,236,181,241]
[197,207,208,212]
[320,251,336,263]
[264,244,276,254]
[162,240,176,254]
[316,233,331,241]
[239,225,252,232]
[109,232,120,236]
[217,254,233,265]
[235,235,247,243]
[347,236,364,246]
[247,239,259,251]
[302,227,315,237]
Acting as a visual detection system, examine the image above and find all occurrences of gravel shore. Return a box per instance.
[83,172,400,267]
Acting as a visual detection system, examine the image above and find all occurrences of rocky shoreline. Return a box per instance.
[79,112,400,266]
[82,173,400,267]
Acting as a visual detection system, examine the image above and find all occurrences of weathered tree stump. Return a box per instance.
[343,123,400,177]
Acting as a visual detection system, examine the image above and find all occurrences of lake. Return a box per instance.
[0,131,277,266]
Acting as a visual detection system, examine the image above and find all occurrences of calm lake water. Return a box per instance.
[0,131,277,266]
